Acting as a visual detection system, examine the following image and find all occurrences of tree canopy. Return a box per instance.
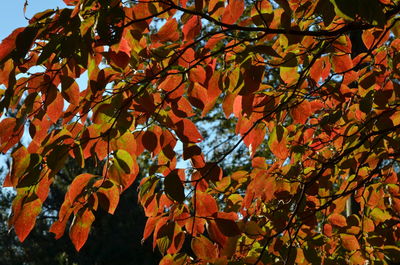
[2,0,400,264]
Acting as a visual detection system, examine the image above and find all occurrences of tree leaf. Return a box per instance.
[151,18,180,43]
[11,196,42,242]
[328,213,347,227]
[221,0,244,24]
[191,235,217,261]
[0,27,24,63]
[69,208,95,251]
[164,170,185,203]
[175,119,203,143]
[340,234,360,251]
[195,192,218,217]
[268,125,289,160]
[291,100,312,124]
[182,16,201,41]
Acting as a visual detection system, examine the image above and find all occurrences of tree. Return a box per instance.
[0,153,161,265]
[1,0,400,263]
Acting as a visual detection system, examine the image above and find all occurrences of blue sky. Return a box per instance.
[1,1,67,40]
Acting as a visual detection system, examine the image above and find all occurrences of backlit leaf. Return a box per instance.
[268,125,289,160]
[175,119,203,143]
[0,27,24,63]
[195,192,218,217]
[340,234,360,251]
[191,235,217,261]
[69,208,95,251]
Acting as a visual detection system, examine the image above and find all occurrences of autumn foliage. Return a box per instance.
[2,0,400,263]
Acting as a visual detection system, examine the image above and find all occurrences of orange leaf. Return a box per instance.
[97,180,120,214]
[159,74,183,92]
[243,123,266,157]
[221,0,244,24]
[340,234,360,251]
[268,125,289,160]
[195,192,218,217]
[0,27,24,62]
[184,217,206,236]
[47,90,64,123]
[291,100,312,124]
[332,53,353,73]
[189,66,207,84]
[328,213,347,227]
[69,208,95,251]
[188,82,208,110]
[182,16,202,41]
[143,216,159,242]
[61,76,80,105]
[68,173,95,203]
[0,117,24,153]
[191,235,218,261]
[10,146,30,187]
[12,196,42,242]
[151,18,180,43]
[175,119,203,143]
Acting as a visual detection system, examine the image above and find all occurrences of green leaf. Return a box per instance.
[114,149,134,174]
[330,0,385,26]
[370,208,391,223]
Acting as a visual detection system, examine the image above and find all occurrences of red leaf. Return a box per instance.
[214,216,241,237]
[243,123,266,157]
[175,119,203,143]
[142,130,159,153]
[291,100,312,124]
[332,53,353,73]
[68,173,95,203]
[159,74,183,92]
[195,192,218,217]
[207,219,227,246]
[184,144,206,168]
[221,0,244,24]
[47,91,64,123]
[151,18,180,43]
[0,117,24,153]
[61,75,80,105]
[182,16,202,41]
[69,208,95,251]
[191,235,218,261]
[164,170,185,203]
[143,216,159,242]
[189,66,206,84]
[185,217,206,236]
[268,125,289,160]
[12,196,42,242]
[188,82,208,110]
[0,27,24,62]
